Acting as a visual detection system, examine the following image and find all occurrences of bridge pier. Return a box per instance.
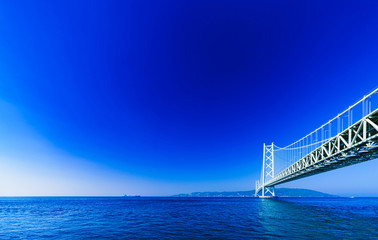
[259,186,276,198]
[259,196,277,199]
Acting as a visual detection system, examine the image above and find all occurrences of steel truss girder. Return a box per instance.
[264,109,378,188]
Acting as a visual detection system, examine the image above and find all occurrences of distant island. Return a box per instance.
[173,188,337,197]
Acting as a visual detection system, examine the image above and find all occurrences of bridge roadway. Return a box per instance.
[256,88,378,196]
[265,109,378,188]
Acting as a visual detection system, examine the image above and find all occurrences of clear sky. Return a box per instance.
[0,0,378,196]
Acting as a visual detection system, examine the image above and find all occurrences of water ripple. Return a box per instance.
[0,197,377,239]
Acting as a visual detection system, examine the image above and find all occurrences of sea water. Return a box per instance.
[0,197,377,239]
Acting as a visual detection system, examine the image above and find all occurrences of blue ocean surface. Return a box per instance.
[0,197,377,239]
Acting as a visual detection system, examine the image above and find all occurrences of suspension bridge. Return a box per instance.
[255,88,378,198]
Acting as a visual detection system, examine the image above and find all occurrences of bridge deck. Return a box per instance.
[255,108,378,194]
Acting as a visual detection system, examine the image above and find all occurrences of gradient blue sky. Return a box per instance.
[0,0,378,196]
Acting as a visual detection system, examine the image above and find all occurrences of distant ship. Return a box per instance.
[123,194,141,198]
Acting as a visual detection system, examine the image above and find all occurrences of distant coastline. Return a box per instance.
[173,188,337,197]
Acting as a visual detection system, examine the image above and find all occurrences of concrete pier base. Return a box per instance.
[259,196,278,199]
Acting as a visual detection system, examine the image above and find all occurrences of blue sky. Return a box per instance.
[0,0,378,196]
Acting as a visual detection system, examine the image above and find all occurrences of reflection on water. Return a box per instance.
[0,197,377,239]
[257,198,378,239]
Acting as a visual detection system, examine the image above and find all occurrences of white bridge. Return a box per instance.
[255,88,378,197]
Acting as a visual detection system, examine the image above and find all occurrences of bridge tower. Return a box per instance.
[255,88,378,196]
[255,143,276,198]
